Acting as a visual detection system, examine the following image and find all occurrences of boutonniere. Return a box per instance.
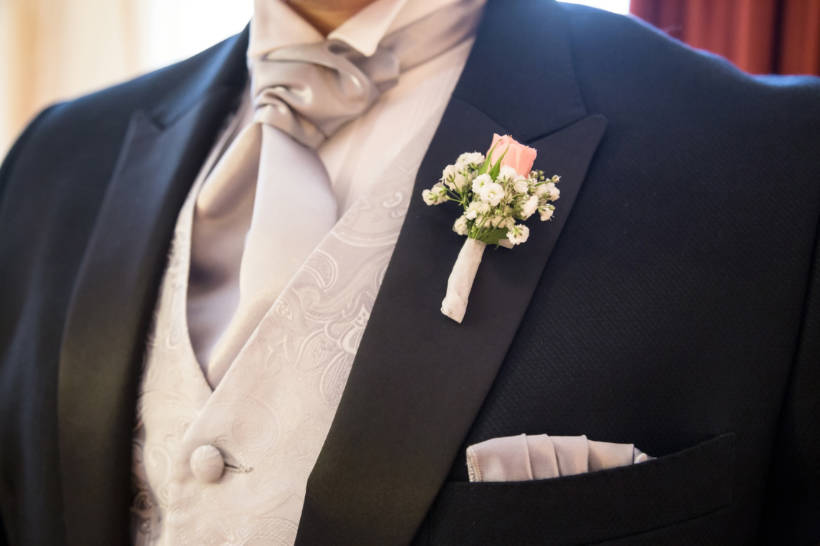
[422,134,560,323]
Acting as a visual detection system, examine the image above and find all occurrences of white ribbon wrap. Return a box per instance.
[441,238,487,323]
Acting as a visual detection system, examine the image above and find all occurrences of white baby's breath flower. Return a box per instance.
[535,183,549,197]
[453,215,469,236]
[551,174,561,183]
[456,152,485,170]
[479,182,505,206]
[544,182,560,201]
[520,195,539,219]
[471,173,492,193]
[422,183,448,205]
[513,177,530,194]
[442,165,457,189]
[539,203,555,221]
[465,200,490,220]
[506,224,530,245]
[453,173,469,191]
[498,165,518,182]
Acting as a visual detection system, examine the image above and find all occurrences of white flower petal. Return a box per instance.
[506,224,530,245]
[456,151,485,170]
[499,165,518,182]
[520,195,539,219]
[539,206,554,221]
[453,215,469,236]
[472,173,492,193]
[513,178,530,194]
[479,182,505,206]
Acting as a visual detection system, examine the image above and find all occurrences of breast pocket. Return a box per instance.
[427,433,735,545]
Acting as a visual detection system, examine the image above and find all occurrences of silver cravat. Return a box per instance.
[188,0,485,385]
[250,0,485,148]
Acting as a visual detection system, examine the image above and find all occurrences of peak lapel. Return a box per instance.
[57,30,248,546]
[296,2,607,544]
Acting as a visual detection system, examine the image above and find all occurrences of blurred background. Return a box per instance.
[1,0,818,156]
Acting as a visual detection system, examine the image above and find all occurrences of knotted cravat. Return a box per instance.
[251,0,483,148]
[188,0,484,387]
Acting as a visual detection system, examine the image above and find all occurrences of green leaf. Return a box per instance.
[478,143,496,175]
[489,147,509,179]
[472,227,509,246]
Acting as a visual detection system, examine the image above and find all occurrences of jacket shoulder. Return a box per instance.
[559,2,820,125]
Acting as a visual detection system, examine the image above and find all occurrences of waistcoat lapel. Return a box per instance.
[297,1,607,544]
[57,29,248,545]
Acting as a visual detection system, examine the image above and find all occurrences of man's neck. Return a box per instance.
[286,0,378,35]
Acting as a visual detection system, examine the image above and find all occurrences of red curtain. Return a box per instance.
[631,0,820,75]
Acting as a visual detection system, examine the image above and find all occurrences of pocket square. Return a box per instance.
[466,433,653,483]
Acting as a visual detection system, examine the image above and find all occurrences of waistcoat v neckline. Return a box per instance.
[131,100,445,544]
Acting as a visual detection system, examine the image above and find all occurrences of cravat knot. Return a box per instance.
[249,0,485,149]
[252,40,400,148]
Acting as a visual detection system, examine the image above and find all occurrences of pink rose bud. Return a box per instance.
[487,133,537,176]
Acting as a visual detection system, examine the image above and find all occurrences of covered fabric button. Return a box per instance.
[190,444,225,483]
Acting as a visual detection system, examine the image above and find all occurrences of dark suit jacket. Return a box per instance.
[1,1,819,544]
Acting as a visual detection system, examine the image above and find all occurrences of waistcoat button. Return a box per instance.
[190,444,225,483]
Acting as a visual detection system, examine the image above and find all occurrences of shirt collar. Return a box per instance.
[249,0,465,59]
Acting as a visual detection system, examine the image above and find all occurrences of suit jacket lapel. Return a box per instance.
[297,1,607,544]
[57,29,248,546]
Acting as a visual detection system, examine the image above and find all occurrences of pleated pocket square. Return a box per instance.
[466,433,653,482]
